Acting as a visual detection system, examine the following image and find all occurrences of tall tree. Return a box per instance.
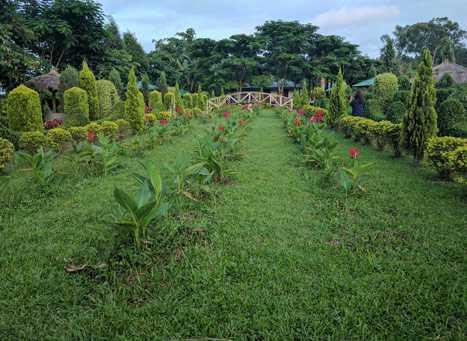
[123,31,148,76]
[380,35,398,74]
[402,49,438,163]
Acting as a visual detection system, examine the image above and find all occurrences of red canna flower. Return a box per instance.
[87,131,97,143]
[348,147,360,159]
[159,119,168,126]
[223,111,231,119]
[219,125,225,133]
[310,110,325,123]
[294,116,302,127]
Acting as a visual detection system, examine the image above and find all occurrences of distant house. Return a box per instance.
[433,61,467,84]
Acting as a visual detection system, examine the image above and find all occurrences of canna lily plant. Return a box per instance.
[339,147,374,194]
[113,162,170,249]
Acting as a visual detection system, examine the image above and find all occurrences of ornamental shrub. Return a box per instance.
[386,100,406,123]
[6,85,43,132]
[328,68,347,127]
[394,90,411,107]
[96,80,119,119]
[183,93,193,109]
[193,108,203,116]
[311,86,325,100]
[145,113,157,125]
[109,68,124,97]
[19,131,47,152]
[112,100,126,119]
[125,68,145,132]
[402,49,438,162]
[99,121,119,139]
[426,136,467,178]
[438,99,465,136]
[85,122,102,135]
[435,88,454,111]
[67,126,87,142]
[79,61,99,120]
[47,128,72,152]
[163,92,175,111]
[375,73,399,117]
[0,138,15,173]
[148,90,164,113]
[192,93,199,109]
[64,87,89,127]
[115,119,130,131]
[398,75,411,91]
[437,73,455,89]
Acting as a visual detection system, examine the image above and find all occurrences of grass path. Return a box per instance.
[1,110,465,339]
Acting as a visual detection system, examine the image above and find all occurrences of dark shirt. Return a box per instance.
[351,98,365,116]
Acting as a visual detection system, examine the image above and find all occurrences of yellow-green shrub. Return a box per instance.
[163,92,175,111]
[302,104,328,117]
[79,61,99,120]
[157,111,172,119]
[85,122,102,135]
[193,107,203,116]
[183,93,193,109]
[6,85,43,132]
[145,113,157,125]
[19,131,47,152]
[115,119,130,131]
[426,136,467,178]
[99,121,118,139]
[96,80,119,119]
[64,87,89,127]
[125,68,145,132]
[0,138,15,173]
[47,128,72,151]
[67,126,87,142]
[148,90,164,113]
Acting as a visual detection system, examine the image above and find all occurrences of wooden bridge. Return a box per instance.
[207,91,294,112]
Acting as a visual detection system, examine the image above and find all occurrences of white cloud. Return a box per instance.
[313,5,400,28]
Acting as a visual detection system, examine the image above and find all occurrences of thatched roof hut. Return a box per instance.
[26,69,61,93]
[433,61,467,84]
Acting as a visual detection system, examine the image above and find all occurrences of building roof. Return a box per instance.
[353,78,375,88]
[432,61,467,84]
[26,69,61,93]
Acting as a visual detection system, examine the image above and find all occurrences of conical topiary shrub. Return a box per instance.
[327,68,347,128]
[79,61,99,120]
[402,48,438,163]
[64,87,89,127]
[125,67,145,132]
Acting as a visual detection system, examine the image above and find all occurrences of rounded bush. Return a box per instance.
[67,126,88,142]
[6,85,43,132]
[0,138,15,173]
[96,80,119,119]
[79,61,99,120]
[398,75,411,91]
[394,90,411,106]
[64,87,89,127]
[47,128,72,151]
[115,119,130,131]
[145,113,157,125]
[19,131,47,152]
[85,122,102,134]
[375,73,399,105]
[427,136,467,178]
[438,99,465,136]
[99,121,119,139]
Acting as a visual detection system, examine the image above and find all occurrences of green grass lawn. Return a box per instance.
[1,109,466,339]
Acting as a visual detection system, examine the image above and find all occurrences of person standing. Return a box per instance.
[350,90,365,116]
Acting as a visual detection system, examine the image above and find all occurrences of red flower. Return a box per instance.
[297,108,305,116]
[87,131,97,143]
[219,125,225,133]
[176,106,182,113]
[223,111,231,119]
[349,147,360,159]
[159,119,168,126]
[44,119,63,129]
[294,116,302,127]
[310,110,325,123]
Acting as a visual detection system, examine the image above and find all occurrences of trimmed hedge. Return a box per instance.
[426,136,467,179]
[163,92,175,111]
[47,128,72,152]
[19,131,47,152]
[338,116,402,157]
[96,80,119,119]
[67,126,88,142]
[99,120,119,139]
[125,68,145,132]
[6,85,43,132]
[438,98,464,136]
[0,138,15,173]
[183,93,193,109]
[64,87,89,127]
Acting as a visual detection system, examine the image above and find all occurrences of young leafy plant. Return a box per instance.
[16,147,57,188]
[113,163,170,249]
[338,148,374,194]
[73,135,121,176]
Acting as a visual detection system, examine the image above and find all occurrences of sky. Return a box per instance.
[99,0,467,58]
